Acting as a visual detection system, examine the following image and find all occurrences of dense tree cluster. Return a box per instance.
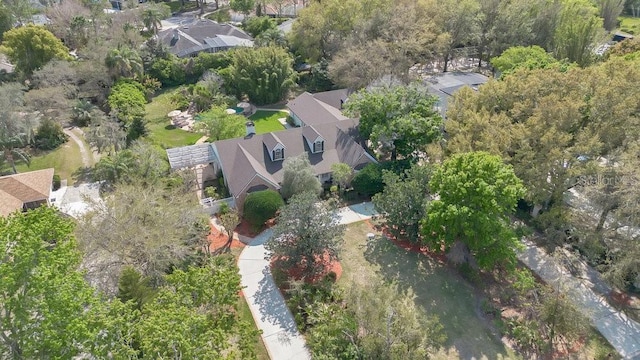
[445,54,640,290]
[290,0,614,89]
[344,83,443,160]
[0,207,257,358]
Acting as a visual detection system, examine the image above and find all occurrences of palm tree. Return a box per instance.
[0,134,33,174]
[105,46,144,80]
[72,100,95,127]
[142,4,170,34]
[0,83,38,174]
[94,150,135,185]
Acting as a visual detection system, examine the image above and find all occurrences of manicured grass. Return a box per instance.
[237,297,270,360]
[145,89,203,149]
[13,140,85,186]
[248,110,288,134]
[619,16,640,35]
[166,0,199,13]
[339,221,518,359]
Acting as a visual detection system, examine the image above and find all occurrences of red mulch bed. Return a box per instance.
[367,220,448,264]
[207,223,244,254]
[609,289,634,307]
[234,218,276,238]
[271,251,342,284]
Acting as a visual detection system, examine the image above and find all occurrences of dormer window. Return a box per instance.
[313,140,324,153]
[273,148,284,161]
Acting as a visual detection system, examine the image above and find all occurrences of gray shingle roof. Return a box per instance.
[287,92,348,126]
[212,119,374,198]
[310,88,350,110]
[157,19,253,57]
[424,72,489,116]
[302,126,322,143]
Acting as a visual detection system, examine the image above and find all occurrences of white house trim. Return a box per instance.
[234,173,281,199]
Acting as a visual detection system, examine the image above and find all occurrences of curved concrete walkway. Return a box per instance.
[518,240,640,359]
[64,128,91,167]
[237,201,640,359]
[236,202,377,360]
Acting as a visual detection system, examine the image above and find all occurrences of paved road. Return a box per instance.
[235,203,377,360]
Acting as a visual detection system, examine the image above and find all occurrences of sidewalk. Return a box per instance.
[518,240,640,359]
[236,203,377,360]
[237,201,640,359]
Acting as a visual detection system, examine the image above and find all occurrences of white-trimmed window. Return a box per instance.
[313,140,324,153]
[273,148,284,161]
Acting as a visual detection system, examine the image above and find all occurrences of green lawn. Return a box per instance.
[13,139,85,186]
[248,110,288,134]
[145,89,203,149]
[165,0,199,13]
[619,16,640,35]
[237,297,270,360]
[339,222,519,360]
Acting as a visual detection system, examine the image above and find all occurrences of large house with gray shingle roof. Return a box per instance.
[157,19,253,58]
[167,89,375,209]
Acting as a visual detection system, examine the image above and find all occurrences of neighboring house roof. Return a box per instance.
[424,72,489,116]
[287,90,351,126]
[157,19,253,57]
[277,18,295,34]
[0,168,54,217]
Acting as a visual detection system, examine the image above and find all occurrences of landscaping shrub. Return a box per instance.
[204,186,219,200]
[34,118,68,150]
[52,174,61,190]
[191,52,232,79]
[218,201,230,215]
[506,318,544,354]
[108,80,146,124]
[138,74,162,100]
[126,117,147,145]
[243,16,276,37]
[243,190,284,227]
[148,57,186,86]
[351,163,384,196]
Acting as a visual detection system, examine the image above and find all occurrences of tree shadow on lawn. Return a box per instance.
[363,235,514,360]
[72,166,94,184]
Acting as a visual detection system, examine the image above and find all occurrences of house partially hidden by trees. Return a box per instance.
[424,72,489,116]
[166,89,374,208]
[157,19,253,58]
[0,168,54,216]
